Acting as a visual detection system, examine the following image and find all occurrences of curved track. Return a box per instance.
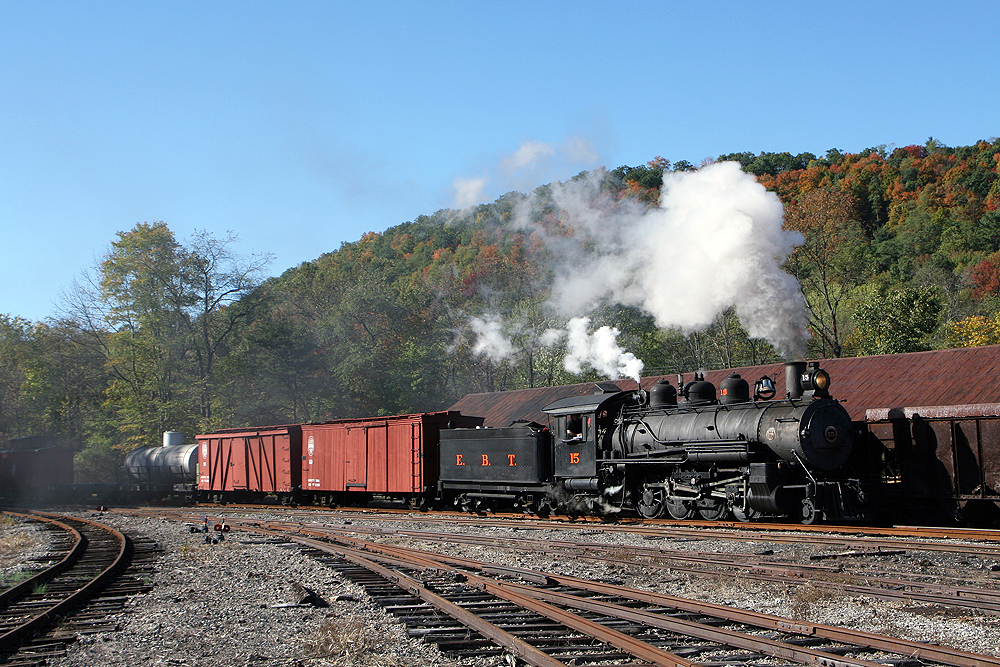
[0,511,156,666]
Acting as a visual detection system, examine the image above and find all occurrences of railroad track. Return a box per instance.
[263,523,1000,667]
[122,507,1000,666]
[0,511,158,666]
[285,520,1000,615]
[171,507,1000,615]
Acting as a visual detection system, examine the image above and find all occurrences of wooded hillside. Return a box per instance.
[3,137,999,479]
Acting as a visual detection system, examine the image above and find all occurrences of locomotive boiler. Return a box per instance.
[439,361,867,524]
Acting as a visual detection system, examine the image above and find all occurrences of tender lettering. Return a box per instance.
[456,454,465,466]
[508,454,516,466]
[482,454,490,466]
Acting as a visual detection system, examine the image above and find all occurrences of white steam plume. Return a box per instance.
[515,161,808,359]
[463,314,644,384]
[563,317,644,383]
[468,315,515,360]
[452,176,487,209]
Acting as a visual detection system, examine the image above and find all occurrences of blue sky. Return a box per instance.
[2,1,998,322]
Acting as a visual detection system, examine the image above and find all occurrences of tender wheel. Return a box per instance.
[636,484,667,519]
[696,498,730,521]
[800,498,819,525]
[665,497,695,520]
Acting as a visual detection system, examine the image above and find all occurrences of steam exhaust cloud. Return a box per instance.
[463,158,809,382]
[515,161,808,360]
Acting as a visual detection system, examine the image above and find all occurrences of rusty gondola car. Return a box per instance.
[861,403,1000,525]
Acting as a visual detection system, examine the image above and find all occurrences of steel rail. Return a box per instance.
[187,513,1000,667]
[0,511,130,654]
[0,512,84,608]
[484,577,888,667]
[240,523,635,667]
[241,518,1000,615]
[155,505,1000,555]
[201,502,1000,545]
[112,509,1000,666]
[395,515,1000,557]
[127,508,1000,614]
[296,526,1000,667]
[267,528,699,666]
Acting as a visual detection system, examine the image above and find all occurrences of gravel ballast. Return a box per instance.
[5,510,999,666]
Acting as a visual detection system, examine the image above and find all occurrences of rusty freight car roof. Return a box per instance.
[448,345,1000,426]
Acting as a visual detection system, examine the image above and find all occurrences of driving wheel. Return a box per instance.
[635,484,666,519]
[665,497,695,520]
[696,498,730,521]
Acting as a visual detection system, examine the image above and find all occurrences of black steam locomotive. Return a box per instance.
[438,361,867,524]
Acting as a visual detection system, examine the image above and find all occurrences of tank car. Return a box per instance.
[439,361,867,523]
[124,431,199,487]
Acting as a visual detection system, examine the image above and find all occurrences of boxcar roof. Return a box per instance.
[448,345,1000,427]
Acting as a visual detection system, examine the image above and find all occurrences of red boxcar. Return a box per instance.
[196,425,302,500]
[300,411,483,504]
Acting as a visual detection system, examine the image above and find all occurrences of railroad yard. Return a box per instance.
[2,508,1000,667]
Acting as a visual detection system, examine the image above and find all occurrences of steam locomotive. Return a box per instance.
[134,360,867,524]
[440,361,866,524]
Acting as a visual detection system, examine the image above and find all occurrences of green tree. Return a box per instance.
[851,286,943,355]
[783,189,869,357]
[0,315,32,440]
[62,222,267,449]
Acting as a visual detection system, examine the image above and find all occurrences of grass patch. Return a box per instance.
[789,582,836,621]
[304,611,415,666]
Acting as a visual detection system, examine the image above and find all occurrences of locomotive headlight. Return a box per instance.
[801,367,830,392]
[811,369,830,391]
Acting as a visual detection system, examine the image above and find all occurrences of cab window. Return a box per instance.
[562,414,589,442]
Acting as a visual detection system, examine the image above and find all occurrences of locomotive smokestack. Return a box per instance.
[785,361,806,399]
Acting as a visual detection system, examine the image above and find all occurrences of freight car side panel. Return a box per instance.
[439,427,549,484]
[387,421,420,492]
[197,437,224,492]
[864,411,1000,502]
[983,420,1000,494]
[345,427,368,490]
[196,427,301,494]
[365,425,387,493]
[301,412,482,496]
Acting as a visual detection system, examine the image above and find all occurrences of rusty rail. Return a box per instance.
[0,511,131,656]
[137,509,1000,667]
